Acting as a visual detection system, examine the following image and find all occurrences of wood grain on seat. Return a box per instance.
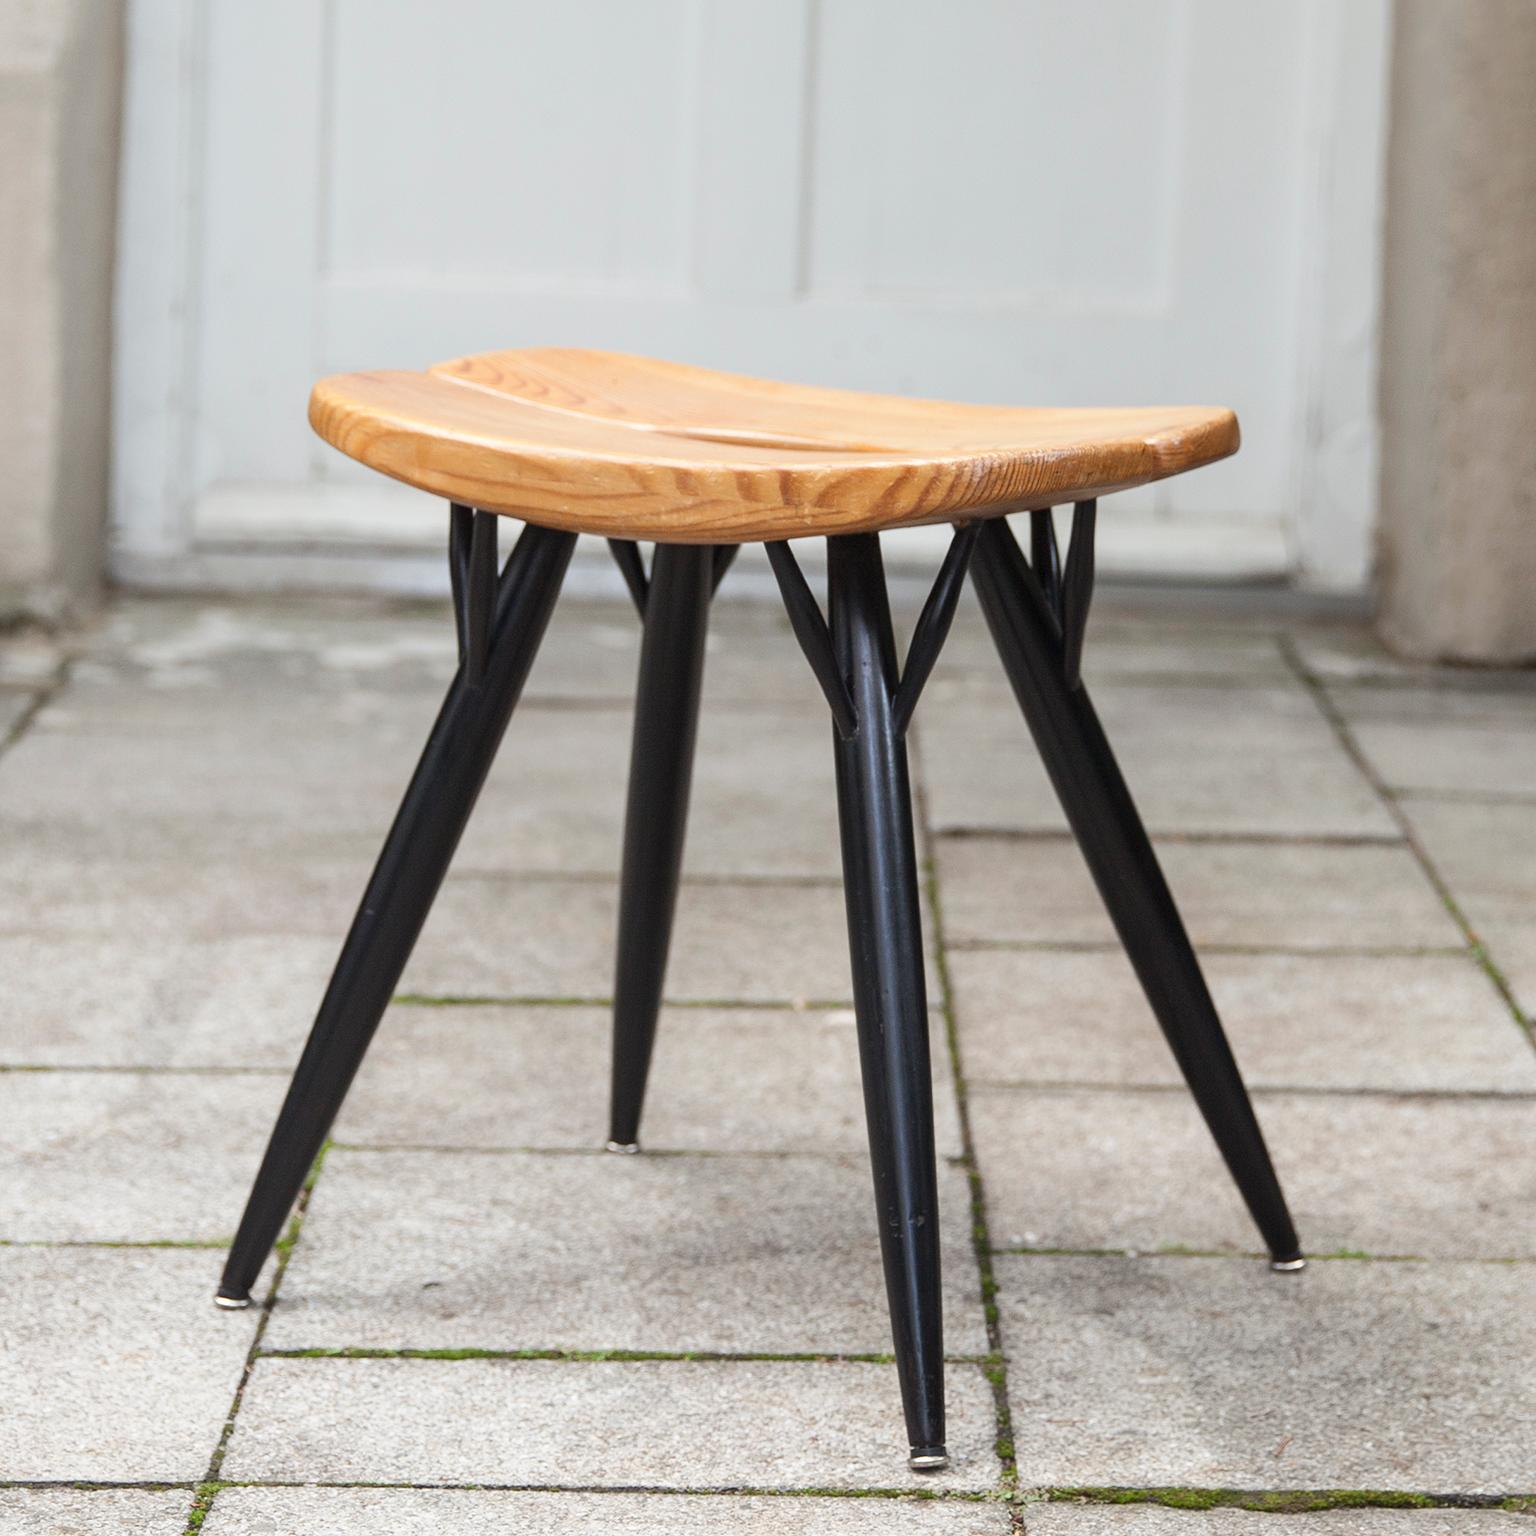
[309,348,1239,543]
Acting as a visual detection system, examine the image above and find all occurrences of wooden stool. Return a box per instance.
[215,350,1303,1472]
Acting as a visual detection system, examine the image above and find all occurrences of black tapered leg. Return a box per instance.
[970,517,1303,1267]
[607,544,715,1149]
[826,533,948,1470]
[216,523,577,1306]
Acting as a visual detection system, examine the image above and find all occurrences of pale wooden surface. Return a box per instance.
[309,349,1239,543]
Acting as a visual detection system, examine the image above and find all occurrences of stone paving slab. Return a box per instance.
[338,1002,964,1158]
[32,666,442,741]
[0,1247,261,1480]
[970,1087,1536,1259]
[1021,1507,1536,1533]
[28,683,833,885]
[948,949,1536,1093]
[996,1254,1536,1493]
[202,1486,1012,1534]
[266,1148,987,1355]
[0,1488,192,1535]
[1332,684,1536,727]
[918,685,1393,839]
[0,1070,285,1242]
[0,705,436,856]
[27,690,835,884]
[81,595,457,687]
[472,702,842,877]
[221,1357,1002,1490]
[405,874,935,1006]
[1401,797,1536,1019]
[0,933,335,1067]
[528,602,640,700]
[0,689,36,739]
[935,837,1462,954]
[77,595,462,699]
[0,835,371,936]
[1287,622,1536,690]
[1334,687,1536,799]
[73,601,454,700]
[931,594,1293,686]
[1290,626,1536,693]
[538,597,824,709]
[79,595,826,709]
[0,629,63,686]
[0,845,917,1013]
[0,840,339,940]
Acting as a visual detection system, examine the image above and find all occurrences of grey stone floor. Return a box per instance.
[2,589,1534,1535]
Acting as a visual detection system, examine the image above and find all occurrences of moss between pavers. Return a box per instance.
[271,1142,330,1263]
[0,1481,194,1492]
[920,833,1021,1496]
[192,1138,333,1536]
[392,992,859,1010]
[1041,1487,1455,1514]
[993,1242,1536,1265]
[184,1481,219,1533]
[0,1237,230,1249]
[259,1347,908,1364]
[3,1479,1518,1514]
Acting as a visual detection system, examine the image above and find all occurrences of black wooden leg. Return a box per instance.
[969,516,1303,1268]
[607,544,714,1150]
[827,534,948,1471]
[215,522,577,1306]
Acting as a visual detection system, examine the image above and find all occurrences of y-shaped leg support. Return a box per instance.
[766,527,977,1470]
[969,511,1303,1268]
[216,513,576,1306]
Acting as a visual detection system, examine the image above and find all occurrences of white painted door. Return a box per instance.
[113,0,1389,592]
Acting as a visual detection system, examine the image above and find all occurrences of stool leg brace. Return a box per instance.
[216,507,1302,1476]
[768,514,1302,1471]
[969,514,1303,1268]
[216,514,574,1308]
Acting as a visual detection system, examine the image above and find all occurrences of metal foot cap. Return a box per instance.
[908,1446,949,1473]
[1269,1254,1307,1273]
[214,1290,253,1311]
[605,1140,640,1155]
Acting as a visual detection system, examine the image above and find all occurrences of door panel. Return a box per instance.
[113,0,1389,590]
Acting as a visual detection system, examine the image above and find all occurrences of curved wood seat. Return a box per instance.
[309,348,1239,543]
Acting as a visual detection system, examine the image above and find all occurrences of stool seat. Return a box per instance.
[309,348,1239,543]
